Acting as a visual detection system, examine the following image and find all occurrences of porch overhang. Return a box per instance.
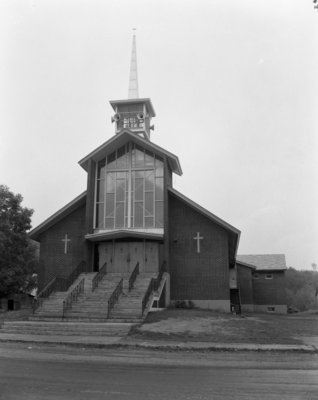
[85,228,164,242]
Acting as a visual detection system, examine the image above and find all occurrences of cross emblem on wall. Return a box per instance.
[193,232,204,253]
[61,234,71,254]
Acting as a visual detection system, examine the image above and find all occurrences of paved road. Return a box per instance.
[0,343,317,400]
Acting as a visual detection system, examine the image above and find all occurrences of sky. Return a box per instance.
[0,0,317,270]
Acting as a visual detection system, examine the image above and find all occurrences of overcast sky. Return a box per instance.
[0,0,317,270]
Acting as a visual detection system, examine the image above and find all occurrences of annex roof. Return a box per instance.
[78,129,182,175]
[236,254,287,271]
[168,187,240,266]
[28,192,87,241]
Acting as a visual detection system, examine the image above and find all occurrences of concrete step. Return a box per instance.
[1,321,133,336]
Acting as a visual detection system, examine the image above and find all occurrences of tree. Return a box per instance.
[0,185,37,297]
[285,267,318,311]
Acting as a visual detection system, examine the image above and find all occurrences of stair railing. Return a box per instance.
[142,261,166,314]
[107,278,123,318]
[32,276,57,313]
[62,277,85,319]
[61,260,86,292]
[128,262,139,291]
[32,260,86,314]
[92,262,107,291]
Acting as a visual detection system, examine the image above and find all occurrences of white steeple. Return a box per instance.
[128,29,139,99]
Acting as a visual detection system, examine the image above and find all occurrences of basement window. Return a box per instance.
[267,307,275,312]
[265,274,273,279]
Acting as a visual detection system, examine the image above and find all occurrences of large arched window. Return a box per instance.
[95,143,164,230]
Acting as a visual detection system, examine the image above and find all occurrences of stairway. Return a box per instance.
[63,274,122,321]
[0,272,158,339]
[30,273,96,321]
[109,273,155,322]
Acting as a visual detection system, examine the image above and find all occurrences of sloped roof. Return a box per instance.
[78,129,182,176]
[236,254,287,271]
[28,192,87,241]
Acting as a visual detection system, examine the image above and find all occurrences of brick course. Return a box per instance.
[169,193,230,300]
[252,271,286,305]
[37,204,86,291]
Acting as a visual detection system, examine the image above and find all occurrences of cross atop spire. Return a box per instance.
[128,29,139,99]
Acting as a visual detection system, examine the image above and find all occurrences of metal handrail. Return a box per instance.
[92,262,107,291]
[63,260,86,291]
[128,262,139,291]
[142,261,166,314]
[107,278,123,318]
[62,278,85,319]
[32,260,86,313]
[32,277,57,313]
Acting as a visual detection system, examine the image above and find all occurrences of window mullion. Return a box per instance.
[127,143,132,228]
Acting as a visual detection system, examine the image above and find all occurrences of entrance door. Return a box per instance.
[114,242,130,273]
[98,242,114,271]
[144,242,159,273]
[128,242,144,272]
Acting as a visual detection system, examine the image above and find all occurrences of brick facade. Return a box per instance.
[37,204,86,291]
[252,271,286,306]
[169,192,230,301]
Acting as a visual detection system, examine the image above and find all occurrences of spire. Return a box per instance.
[128,29,139,99]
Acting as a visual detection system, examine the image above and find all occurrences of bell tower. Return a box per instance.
[110,30,155,141]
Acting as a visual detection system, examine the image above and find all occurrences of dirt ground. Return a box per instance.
[130,309,318,345]
[1,307,318,346]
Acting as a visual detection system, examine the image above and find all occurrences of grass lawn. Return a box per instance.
[130,309,318,345]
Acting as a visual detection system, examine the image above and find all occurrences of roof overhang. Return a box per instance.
[28,192,87,241]
[236,261,256,270]
[109,98,156,117]
[85,229,164,242]
[168,187,241,267]
[78,129,182,176]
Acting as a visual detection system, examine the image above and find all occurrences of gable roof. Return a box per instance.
[78,130,182,176]
[168,187,240,266]
[28,192,87,241]
[236,254,287,271]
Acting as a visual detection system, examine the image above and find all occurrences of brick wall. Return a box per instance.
[169,193,230,300]
[237,264,254,304]
[37,204,86,291]
[252,271,286,305]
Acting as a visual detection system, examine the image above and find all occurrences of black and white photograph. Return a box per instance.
[0,1,317,399]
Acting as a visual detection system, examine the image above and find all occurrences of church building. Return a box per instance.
[29,34,287,318]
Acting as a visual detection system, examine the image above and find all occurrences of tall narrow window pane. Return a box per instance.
[115,203,125,228]
[96,204,104,228]
[135,146,144,167]
[134,202,143,227]
[145,217,153,228]
[155,201,164,227]
[145,192,153,216]
[145,150,154,167]
[105,193,115,217]
[155,157,164,177]
[155,177,164,200]
[116,179,125,201]
[105,218,114,229]
[96,179,105,202]
[106,173,115,193]
[135,178,144,201]
[145,171,154,191]
[116,145,128,169]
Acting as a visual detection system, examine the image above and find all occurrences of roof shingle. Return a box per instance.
[236,254,286,271]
